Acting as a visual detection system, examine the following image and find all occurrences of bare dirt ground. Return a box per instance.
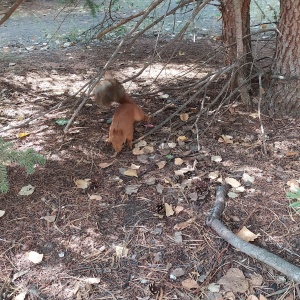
[0,2,300,300]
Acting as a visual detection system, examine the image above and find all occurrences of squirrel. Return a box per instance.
[92,77,150,153]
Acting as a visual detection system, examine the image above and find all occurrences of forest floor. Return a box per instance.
[0,1,299,300]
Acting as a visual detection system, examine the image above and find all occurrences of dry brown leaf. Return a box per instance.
[174,158,184,165]
[174,217,195,230]
[259,295,268,300]
[180,113,189,122]
[156,160,167,169]
[99,161,114,168]
[225,177,241,188]
[218,135,233,144]
[174,164,194,176]
[285,151,299,157]
[177,135,188,142]
[75,179,90,189]
[246,296,259,300]
[218,267,249,293]
[89,194,103,200]
[237,226,260,242]
[181,278,199,289]
[115,246,129,258]
[132,148,144,155]
[175,206,184,215]
[124,169,138,177]
[143,146,154,154]
[130,163,140,170]
[250,274,263,286]
[19,185,35,196]
[165,203,174,217]
[27,251,43,264]
[85,278,101,284]
[40,215,56,223]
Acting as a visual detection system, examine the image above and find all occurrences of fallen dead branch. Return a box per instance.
[206,185,300,283]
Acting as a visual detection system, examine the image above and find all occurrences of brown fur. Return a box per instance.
[107,96,149,153]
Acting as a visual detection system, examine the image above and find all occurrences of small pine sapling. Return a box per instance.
[0,138,45,193]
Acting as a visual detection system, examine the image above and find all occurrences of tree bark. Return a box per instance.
[267,0,300,115]
[221,0,252,66]
[221,0,252,104]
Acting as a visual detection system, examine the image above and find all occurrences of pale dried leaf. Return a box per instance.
[75,179,90,189]
[211,155,222,162]
[135,140,147,148]
[188,192,198,201]
[181,278,199,289]
[144,176,156,185]
[165,203,174,217]
[249,112,259,118]
[228,192,239,198]
[174,158,184,165]
[225,177,241,188]
[180,113,189,122]
[250,274,263,286]
[132,148,144,155]
[85,277,101,284]
[125,184,141,195]
[218,135,233,144]
[207,283,220,293]
[259,295,268,300]
[174,164,194,176]
[40,215,56,223]
[177,135,188,142]
[19,185,35,196]
[115,246,129,258]
[285,151,299,157]
[242,173,255,183]
[175,206,184,215]
[124,169,138,177]
[143,146,154,154]
[208,171,219,179]
[234,186,245,193]
[174,217,195,230]
[168,142,177,148]
[218,268,249,293]
[130,163,140,170]
[156,161,167,169]
[99,161,113,168]
[27,251,44,264]
[237,226,260,242]
[0,210,5,218]
[89,194,103,200]
[156,183,164,194]
[15,291,27,300]
[246,296,259,300]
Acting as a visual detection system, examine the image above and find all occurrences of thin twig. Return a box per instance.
[258,72,267,155]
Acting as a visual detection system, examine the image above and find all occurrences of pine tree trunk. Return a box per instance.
[267,0,300,115]
[221,0,251,66]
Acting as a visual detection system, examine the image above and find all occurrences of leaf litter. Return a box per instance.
[1,19,300,300]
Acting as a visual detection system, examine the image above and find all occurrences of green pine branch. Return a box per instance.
[0,138,46,193]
